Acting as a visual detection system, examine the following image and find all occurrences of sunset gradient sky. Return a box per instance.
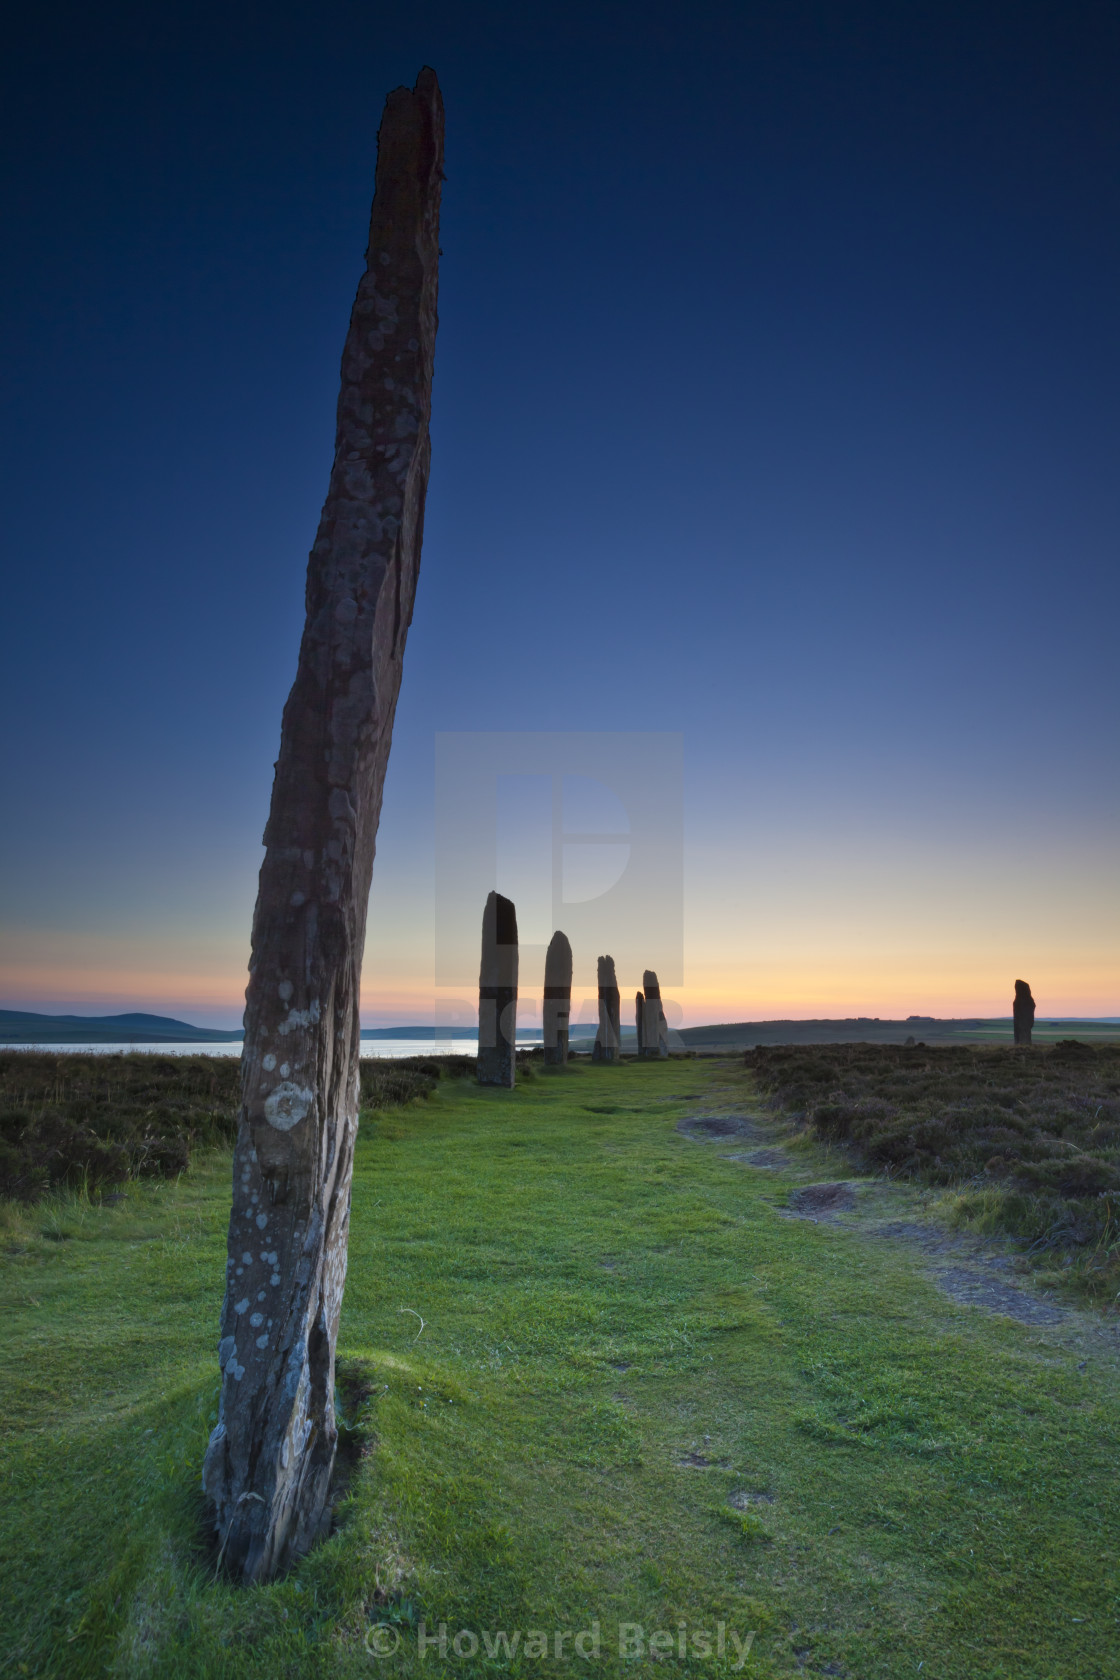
[2,0,1118,1028]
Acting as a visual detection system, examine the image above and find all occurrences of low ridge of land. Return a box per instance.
[8,1011,1118,1050]
[0,1009,242,1044]
[678,1016,1120,1048]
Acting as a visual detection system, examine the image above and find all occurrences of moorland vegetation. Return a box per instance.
[0,1053,468,1202]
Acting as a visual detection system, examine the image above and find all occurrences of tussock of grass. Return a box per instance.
[360,1059,443,1111]
[1,1058,1117,1678]
[747,1041,1120,1301]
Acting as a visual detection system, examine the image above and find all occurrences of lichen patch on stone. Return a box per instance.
[263,1082,314,1131]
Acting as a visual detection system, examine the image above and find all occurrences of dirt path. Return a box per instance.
[677,1061,1120,1368]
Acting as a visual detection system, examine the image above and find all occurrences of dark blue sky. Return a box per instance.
[2,0,1117,1024]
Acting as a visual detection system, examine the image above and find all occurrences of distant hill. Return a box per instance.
[0,1010,243,1044]
[7,1010,1114,1051]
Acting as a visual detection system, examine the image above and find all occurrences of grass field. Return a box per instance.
[1,1056,1117,1678]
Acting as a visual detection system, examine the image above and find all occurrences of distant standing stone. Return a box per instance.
[1013,979,1035,1046]
[640,969,669,1059]
[593,955,622,1063]
[479,892,518,1085]
[543,931,573,1066]
[635,991,645,1053]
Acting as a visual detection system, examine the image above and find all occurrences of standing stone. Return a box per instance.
[479,892,518,1086]
[635,991,645,1053]
[1013,979,1035,1046]
[203,70,443,1584]
[543,931,572,1066]
[639,970,669,1058]
[593,955,622,1062]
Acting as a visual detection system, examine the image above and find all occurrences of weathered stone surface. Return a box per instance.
[543,931,572,1066]
[635,991,645,1052]
[1013,979,1035,1046]
[639,968,670,1059]
[203,69,443,1584]
[593,954,622,1063]
[479,891,518,1086]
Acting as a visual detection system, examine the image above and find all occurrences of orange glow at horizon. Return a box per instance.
[3,826,1117,1026]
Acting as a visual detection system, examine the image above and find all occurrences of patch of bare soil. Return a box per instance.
[858,1220,1068,1324]
[676,1114,765,1141]
[721,1147,791,1169]
[789,1182,856,1217]
[933,1267,1067,1325]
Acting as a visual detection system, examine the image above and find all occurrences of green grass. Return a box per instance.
[1,1057,1117,1677]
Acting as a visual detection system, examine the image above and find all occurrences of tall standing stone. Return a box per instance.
[593,955,622,1062]
[635,991,645,1052]
[1013,979,1035,1046]
[203,70,443,1584]
[479,892,518,1086]
[543,931,572,1066]
[639,969,669,1058]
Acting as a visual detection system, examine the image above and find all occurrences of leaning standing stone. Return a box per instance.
[203,68,443,1585]
[1013,979,1035,1046]
[543,931,572,1065]
[594,955,622,1062]
[479,892,518,1085]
